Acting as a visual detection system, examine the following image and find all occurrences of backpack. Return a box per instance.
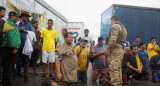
[117,22,127,44]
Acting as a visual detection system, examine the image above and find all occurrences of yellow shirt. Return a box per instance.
[40,28,57,51]
[147,43,159,60]
[75,46,89,71]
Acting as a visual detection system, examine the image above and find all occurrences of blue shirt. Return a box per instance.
[150,55,160,70]
[132,42,139,48]
[94,45,107,69]
[123,41,129,50]
[137,49,149,70]
[123,41,129,47]
[76,42,80,46]
[18,21,35,46]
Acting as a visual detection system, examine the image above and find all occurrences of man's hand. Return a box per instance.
[79,46,83,54]
[80,46,83,52]
[156,60,160,65]
[19,27,25,31]
[20,27,28,33]
[153,41,156,46]
[106,50,110,56]
[57,73,63,81]
[12,49,17,54]
[100,49,105,54]
[135,69,142,74]
[90,47,95,53]
[135,69,139,73]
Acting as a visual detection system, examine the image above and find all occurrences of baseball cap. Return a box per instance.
[98,36,103,42]
[19,12,31,18]
[80,38,88,42]
[9,11,19,17]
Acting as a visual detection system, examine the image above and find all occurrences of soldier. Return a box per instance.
[105,16,127,86]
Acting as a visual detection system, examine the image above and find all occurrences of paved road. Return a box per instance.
[3,64,160,86]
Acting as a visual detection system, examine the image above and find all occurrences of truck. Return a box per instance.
[1,0,68,33]
[101,4,160,45]
[68,22,87,43]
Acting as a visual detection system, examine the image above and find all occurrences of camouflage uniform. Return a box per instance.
[106,21,127,86]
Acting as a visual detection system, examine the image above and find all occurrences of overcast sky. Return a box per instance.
[45,0,160,41]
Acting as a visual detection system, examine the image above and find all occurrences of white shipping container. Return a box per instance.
[68,22,87,43]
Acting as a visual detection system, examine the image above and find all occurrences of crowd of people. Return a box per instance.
[0,6,160,86]
[122,37,160,85]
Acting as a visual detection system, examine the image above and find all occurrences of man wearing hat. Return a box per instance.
[18,12,36,82]
[75,38,92,83]
[1,11,21,86]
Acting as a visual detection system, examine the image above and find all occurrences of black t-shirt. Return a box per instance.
[122,54,128,73]
[126,53,138,69]
[0,19,5,44]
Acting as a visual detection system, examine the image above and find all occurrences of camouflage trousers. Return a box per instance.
[109,48,124,86]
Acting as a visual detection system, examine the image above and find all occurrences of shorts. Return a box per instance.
[42,51,55,63]
[31,49,40,60]
[92,68,107,81]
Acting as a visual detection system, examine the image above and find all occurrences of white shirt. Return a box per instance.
[22,31,37,59]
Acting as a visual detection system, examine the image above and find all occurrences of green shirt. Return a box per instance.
[56,34,64,47]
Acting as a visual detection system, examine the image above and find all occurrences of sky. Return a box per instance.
[45,0,160,41]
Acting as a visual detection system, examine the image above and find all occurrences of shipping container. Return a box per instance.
[68,22,87,43]
[0,0,68,33]
[101,4,160,45]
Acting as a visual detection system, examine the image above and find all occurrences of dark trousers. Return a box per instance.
[20,53,29,78]
[77,71,87,83]
[0,56,2,80]
[19,47,29,78]
[127,69,147,80]
[2,52,17,85]
[16,57,22,75]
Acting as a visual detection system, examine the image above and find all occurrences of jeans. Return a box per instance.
[19,47,29,78]
[77,71,87,83]
[16,57,22,75]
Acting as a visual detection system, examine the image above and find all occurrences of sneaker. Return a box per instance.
[24,77,29,83]
[41,74,46,80]
[129,75,132,80]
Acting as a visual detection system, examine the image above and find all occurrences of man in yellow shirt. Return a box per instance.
[147,37,159,61]
[40,19,57,80]
[75,38,93,83]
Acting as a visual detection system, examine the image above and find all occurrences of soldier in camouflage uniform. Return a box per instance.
[105,16,127,86]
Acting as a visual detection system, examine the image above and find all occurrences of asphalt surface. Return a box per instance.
[1,64,160,86]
